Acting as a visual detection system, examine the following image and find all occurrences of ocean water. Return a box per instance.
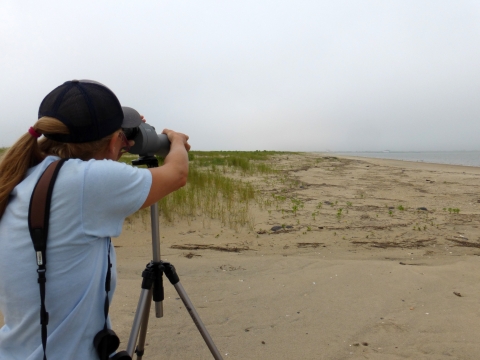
[331,151,480,168]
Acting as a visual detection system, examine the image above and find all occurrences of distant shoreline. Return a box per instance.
[320,150,480,168]
[321,154,480,174]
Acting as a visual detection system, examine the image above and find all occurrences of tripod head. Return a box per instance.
[131,155,159,169]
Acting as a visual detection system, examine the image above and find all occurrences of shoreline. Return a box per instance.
[328,153,480,174]
[324,151,480,170]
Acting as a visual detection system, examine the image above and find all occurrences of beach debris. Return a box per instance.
[453,292,462,297]
[324,201,333,205]
[261,341,265,345]
[297,242,324,248]
[417,207,428,211]
[218,264,245,271]
[269,225,294,233]
[351,342,368,347]
[256,230,267,234]
[399,261,425,266]
[447,237,480,248]
[183,252,201,259]
[352,238,435,249]
[171,243,250,252]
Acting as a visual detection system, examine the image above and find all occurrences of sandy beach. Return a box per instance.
[4,152,480,359]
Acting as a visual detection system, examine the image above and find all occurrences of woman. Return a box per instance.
[0,80,190,359]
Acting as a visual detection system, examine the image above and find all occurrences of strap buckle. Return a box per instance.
[36,251,44,266]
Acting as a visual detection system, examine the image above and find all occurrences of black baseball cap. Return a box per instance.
[38,79,129,143]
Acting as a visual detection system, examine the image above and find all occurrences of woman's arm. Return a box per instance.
[140,129,190,209]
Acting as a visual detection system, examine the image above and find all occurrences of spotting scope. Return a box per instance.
[121,107,171,158]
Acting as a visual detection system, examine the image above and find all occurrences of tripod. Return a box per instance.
[125,156,223,360]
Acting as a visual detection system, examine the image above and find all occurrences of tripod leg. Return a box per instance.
[174,282,224,360]
[134,289,152,360]
[126,288,152,357]
[150,203,163,318]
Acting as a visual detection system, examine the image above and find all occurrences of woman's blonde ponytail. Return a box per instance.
[0,117,114,219]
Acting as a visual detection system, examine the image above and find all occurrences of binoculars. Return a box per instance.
[122,107,170,158]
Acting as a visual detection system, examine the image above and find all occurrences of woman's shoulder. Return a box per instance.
[48,157,136,172]
[82,158,145,174]
[80,159,151,186]
[33,157,151,187]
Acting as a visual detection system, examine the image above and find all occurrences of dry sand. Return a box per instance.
[4,153,480,359]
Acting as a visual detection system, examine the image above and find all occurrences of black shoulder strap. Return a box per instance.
[28,159,67,360]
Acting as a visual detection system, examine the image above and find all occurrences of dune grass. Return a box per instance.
[123,151,293,230]
[158,165,256,230]
[189,151,280,175]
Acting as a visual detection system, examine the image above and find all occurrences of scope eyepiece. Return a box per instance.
[122,127,139,141]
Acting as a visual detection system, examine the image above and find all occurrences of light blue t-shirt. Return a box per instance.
[0,156,152,360]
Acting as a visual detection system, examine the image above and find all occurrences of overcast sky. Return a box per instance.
[2,1,480,151]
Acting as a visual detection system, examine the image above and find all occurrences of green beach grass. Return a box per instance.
[122,151,295,230]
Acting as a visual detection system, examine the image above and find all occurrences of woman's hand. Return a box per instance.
[162,129,190,152]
